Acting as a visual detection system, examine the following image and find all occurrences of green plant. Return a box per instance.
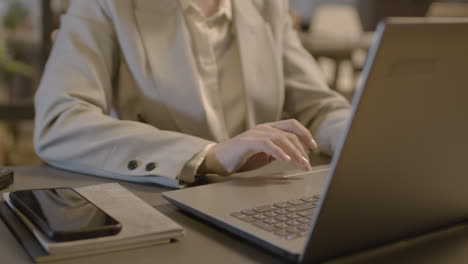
[0,32,35,166]
[0,33,34,83]
[3,0,29,31]
[0,47,35,78]
[0,1,37,166]
[1,0,34,78]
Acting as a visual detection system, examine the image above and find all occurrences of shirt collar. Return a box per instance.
[179,0,232,21]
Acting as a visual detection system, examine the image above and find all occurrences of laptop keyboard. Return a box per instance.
[230,195,320,240]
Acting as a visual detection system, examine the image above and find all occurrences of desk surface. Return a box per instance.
[3,163,468,264]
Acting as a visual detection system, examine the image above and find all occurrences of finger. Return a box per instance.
[267,133,311,171]
[248,138,292,163]
[269,119,317,149]
[283,131,311,161]
[256,125,309,160]
[253,131,311,171]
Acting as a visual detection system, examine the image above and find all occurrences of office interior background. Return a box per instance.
[0,0,467,167]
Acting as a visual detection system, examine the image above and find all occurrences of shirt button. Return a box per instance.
[128,160,139,171]
[145,162,158,172]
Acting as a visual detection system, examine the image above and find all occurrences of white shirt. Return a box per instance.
[178,0,246,183]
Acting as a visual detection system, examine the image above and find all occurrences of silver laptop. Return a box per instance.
[163,18,468,263]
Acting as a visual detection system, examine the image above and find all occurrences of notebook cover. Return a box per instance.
[0,183,184,262]
[0,201,49,262]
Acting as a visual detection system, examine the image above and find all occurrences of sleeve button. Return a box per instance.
[145,162,157,172]
[128,160,139,170]
[137,114,147,123]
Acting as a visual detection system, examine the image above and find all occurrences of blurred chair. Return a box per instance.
[301,4,373,92]
[427,2,468,17]
[309,4,363,39]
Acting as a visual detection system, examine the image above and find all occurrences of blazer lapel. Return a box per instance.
[133,0,214,140]
[233,1,283,129]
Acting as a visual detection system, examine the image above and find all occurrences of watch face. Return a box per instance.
[0,168,14,191]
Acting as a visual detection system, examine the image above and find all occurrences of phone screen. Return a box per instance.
[10,188,121,242]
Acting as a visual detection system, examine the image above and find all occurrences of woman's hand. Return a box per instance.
[198,119,318,176]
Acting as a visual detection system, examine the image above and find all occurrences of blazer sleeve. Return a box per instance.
[34,0,213,188]
[281,7,352,156]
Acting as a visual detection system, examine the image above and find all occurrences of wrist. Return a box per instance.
[198,157,209,174]
[197,145,230,176]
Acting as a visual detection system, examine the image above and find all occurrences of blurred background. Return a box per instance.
[0,0,467,166]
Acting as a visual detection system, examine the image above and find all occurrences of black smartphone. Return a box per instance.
[9,187,122,242]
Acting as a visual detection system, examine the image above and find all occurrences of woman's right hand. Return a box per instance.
[198,119,318,176]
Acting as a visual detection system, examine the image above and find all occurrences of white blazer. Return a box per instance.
[34,0,351,188]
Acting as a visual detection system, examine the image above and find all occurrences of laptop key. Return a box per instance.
[297,217,311,224]
[274,230,292,237]
[241,210,257,216]
[241,217,255,223]
[275,223,288,229]
[301,196,319,203]
[265,211,278,217]
[286,220,301,226]
[231,212,244,218]
[231,213,255,223]
[253,222,277,232]
[264,218,278,225]
[274,215,288,222]
[286,226,300,233]
[286,203,315,212]
[297,209,315,217]
[253,214,268,220]
[274,202,291,208]
[288,199,306,205]
[254,205,276,213]
[286,213,301,219]
[274,209,289,215]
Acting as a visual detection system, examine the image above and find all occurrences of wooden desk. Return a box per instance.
[3,162,468,264]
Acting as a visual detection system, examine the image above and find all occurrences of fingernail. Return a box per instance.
[310,139,318,148]
[284,155,292,161]
[302,157,312,171]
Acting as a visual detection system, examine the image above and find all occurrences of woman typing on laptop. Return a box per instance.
[34,0,351,188]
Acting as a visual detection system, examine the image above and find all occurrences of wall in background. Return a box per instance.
[289,0,468,26]
[289,0,356,21]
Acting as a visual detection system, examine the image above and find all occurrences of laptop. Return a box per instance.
[163,18,468,263]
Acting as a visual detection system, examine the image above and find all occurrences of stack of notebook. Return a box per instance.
[0,183,184,262]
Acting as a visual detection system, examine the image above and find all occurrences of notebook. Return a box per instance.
[2,183,183,262]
